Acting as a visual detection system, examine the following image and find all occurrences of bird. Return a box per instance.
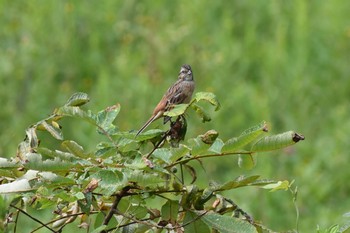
[136,64,195,136]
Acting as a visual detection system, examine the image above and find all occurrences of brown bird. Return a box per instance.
[136,64,195,136]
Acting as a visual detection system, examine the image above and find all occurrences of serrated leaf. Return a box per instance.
[65,92,90,107]
[37,147,77,162]
[61,140,90,158]
[126,170,165,189]
[152,148,172,164]
[24,153,74,172]
[193,92,221,111]
[39,120,63,140]
[222,122,268,153]
[252,131,305,152]
[184,211,210,233]
[0,179,32,194]
[195,211,257,233]
[217,175,260,191]
[91,170,126,196]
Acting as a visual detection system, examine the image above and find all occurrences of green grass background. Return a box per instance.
[1,1,350,232]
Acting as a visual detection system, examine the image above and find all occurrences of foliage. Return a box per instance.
[0,93,304,232]
[1,1,350,231]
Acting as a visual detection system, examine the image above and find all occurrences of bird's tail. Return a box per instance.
[136,115,157,137]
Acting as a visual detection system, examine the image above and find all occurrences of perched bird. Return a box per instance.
[136,64,195,136]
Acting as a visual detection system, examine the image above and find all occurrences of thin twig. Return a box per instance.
[146,131,169,159]
[10,204,56,233]
[30,211,99,233]
[165,151,252,168]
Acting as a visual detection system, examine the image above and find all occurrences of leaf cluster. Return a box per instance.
[0,92,304,233]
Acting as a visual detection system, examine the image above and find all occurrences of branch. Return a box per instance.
[10,204,56,233]
[165,151,253,168]
[101,186,132,231]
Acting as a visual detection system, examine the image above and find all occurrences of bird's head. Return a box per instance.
[178,64,193,81]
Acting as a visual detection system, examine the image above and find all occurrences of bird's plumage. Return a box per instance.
[136,64,195,136]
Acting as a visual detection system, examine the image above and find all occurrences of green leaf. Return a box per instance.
[191,104,211,122]
[262,180,290,192]
[37,147,77,162]
[91,170,126,196]
[208,138,224,154]
[126,170,165,189]
[196,211,257,233]
[152,148,172,164]
[152,146,190,164]
[252,131,305,152]
[55,106,96,125]
[169,145,191,162]
[193,92,221,111]
[24,153,74,172]
[237,154,256,170]
[65,92,90,107]
[90,225,107,233]
[132,129,163,141]
[222,122,268,153]
[188,138,211,156]
[164,104,189,117]
[161,200,179,223]
[61,140,90,159]
[184,211,210,233]
[96,104,120,133]
[0,179,32,194]
[39,120,63,140]
[217,175,260,191]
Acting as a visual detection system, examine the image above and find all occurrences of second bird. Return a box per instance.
[136,64,195,136]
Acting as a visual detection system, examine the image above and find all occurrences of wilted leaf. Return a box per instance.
[39,120,63,140]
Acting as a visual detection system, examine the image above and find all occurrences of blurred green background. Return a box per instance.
[1,1,350,232]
